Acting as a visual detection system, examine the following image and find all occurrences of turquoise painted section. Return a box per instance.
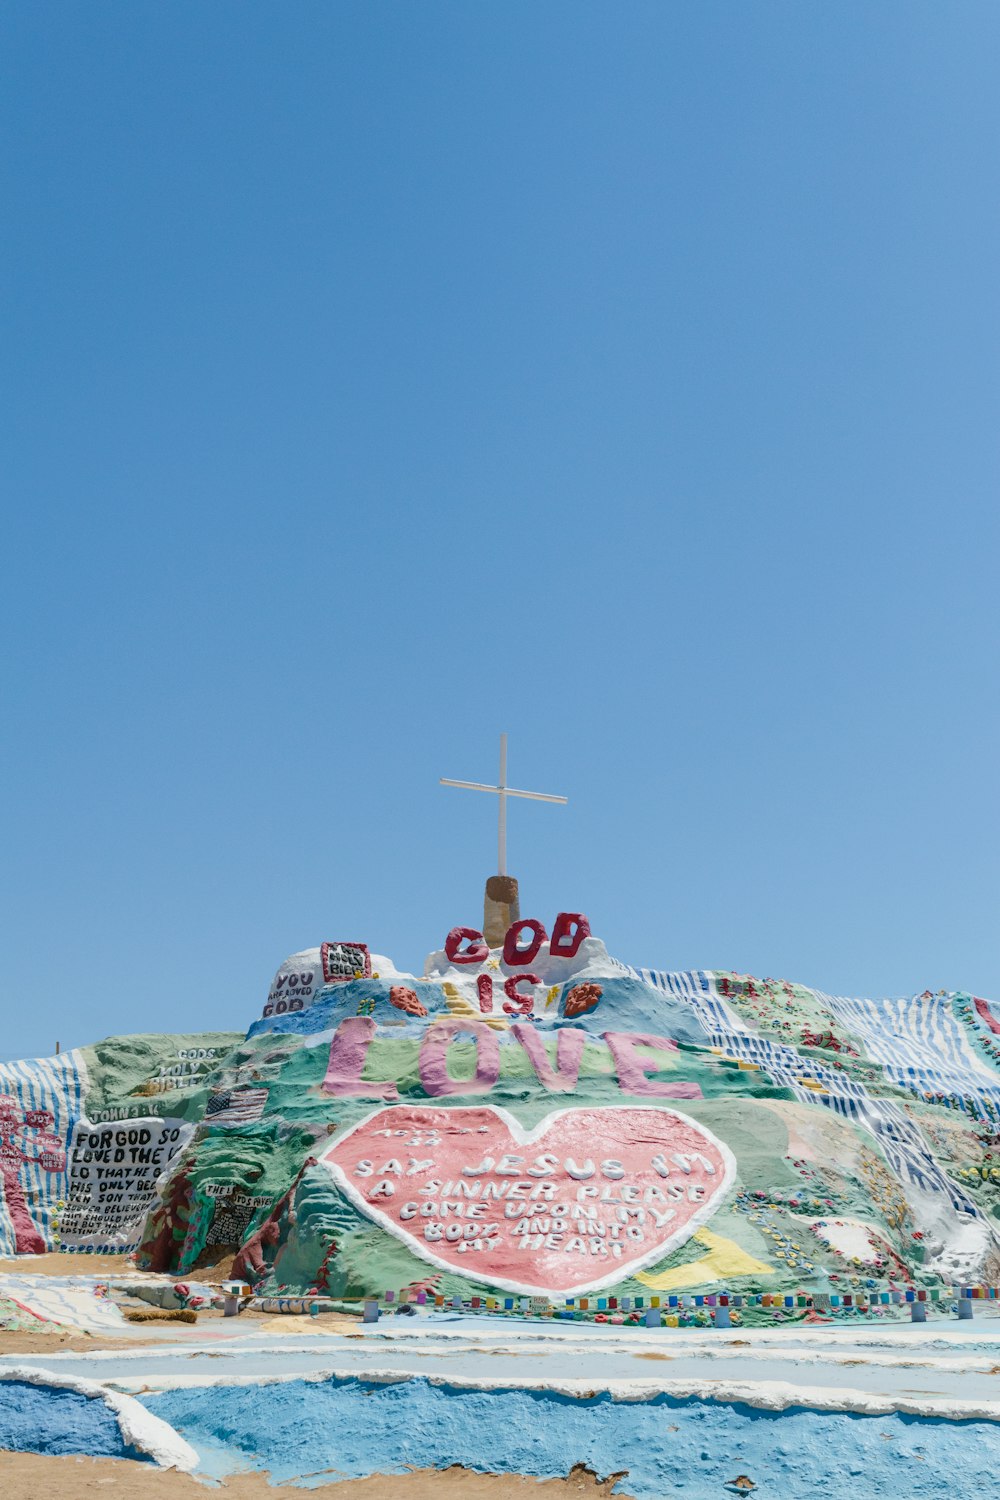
[247,978,451,1039]
[146,1377,1000,1497]
[246,975,711,1045]
[0,1379,138,1460]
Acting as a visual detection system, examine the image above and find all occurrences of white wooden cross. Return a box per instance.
[440,733,567,876]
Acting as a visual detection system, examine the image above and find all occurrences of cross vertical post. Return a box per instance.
[497,733,507,876]
[440,736,567,946]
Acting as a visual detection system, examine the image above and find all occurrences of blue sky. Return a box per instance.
[2,3,998,1058]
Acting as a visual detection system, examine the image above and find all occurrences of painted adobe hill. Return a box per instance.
[3,915,1000,1310]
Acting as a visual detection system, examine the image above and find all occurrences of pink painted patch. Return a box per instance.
[322,1103,735,1297]
[974,997,1000,1036]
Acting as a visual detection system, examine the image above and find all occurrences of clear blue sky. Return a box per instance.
[2,3,998,1058]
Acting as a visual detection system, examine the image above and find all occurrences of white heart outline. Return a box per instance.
[321,1101,736,1297]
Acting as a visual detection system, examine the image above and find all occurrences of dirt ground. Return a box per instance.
[0,1253,137,1277]
[0,1454,634,1498]
[0,1309,362,1356]
[0,1250,241,1283]
[0,1328,142,1355]
[0,1249,362,1348]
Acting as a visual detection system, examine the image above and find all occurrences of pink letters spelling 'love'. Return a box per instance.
[322,1103,735,1297]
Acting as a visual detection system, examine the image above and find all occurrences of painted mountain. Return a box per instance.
[4,918,1000,1309]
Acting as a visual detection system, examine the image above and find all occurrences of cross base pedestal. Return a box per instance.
[484,875,520,949]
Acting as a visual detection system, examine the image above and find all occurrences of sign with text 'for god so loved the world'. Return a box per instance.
[322,1104,735,1297]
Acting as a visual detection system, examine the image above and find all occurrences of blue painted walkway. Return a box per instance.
[145,1375,1000,1498]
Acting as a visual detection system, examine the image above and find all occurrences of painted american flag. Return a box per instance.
[204,1087,269,1126]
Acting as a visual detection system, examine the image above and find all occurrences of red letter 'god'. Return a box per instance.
[550,912,590,959]
[502,918,547,967]
[445,927,490,965]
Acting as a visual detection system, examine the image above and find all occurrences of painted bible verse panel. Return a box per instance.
[59,1117,193,1249]
[323,1104,735,1297]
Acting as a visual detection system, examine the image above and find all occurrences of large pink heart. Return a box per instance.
[322,1103,735,1297]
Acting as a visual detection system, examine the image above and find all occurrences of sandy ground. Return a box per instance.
[0,1329,142,1355]
[0,1248,361,1349]
[0,1308,362,1355]
[0,1253,137,1276]
[0,1250,240,1283]
[0,1454,633,1498]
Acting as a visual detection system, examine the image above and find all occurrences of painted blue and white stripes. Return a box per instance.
[623,965,984,1226]
[0,1050,87,1257]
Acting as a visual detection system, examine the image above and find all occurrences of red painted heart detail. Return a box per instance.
[322,1103,735,1297]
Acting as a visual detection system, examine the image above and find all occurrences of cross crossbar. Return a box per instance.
[440,734,567,875]
[439,779,567,804]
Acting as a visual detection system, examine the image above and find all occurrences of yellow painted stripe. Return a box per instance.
[637,1228,775,1292]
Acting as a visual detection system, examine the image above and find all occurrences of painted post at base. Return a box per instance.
[484,875,521,950]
